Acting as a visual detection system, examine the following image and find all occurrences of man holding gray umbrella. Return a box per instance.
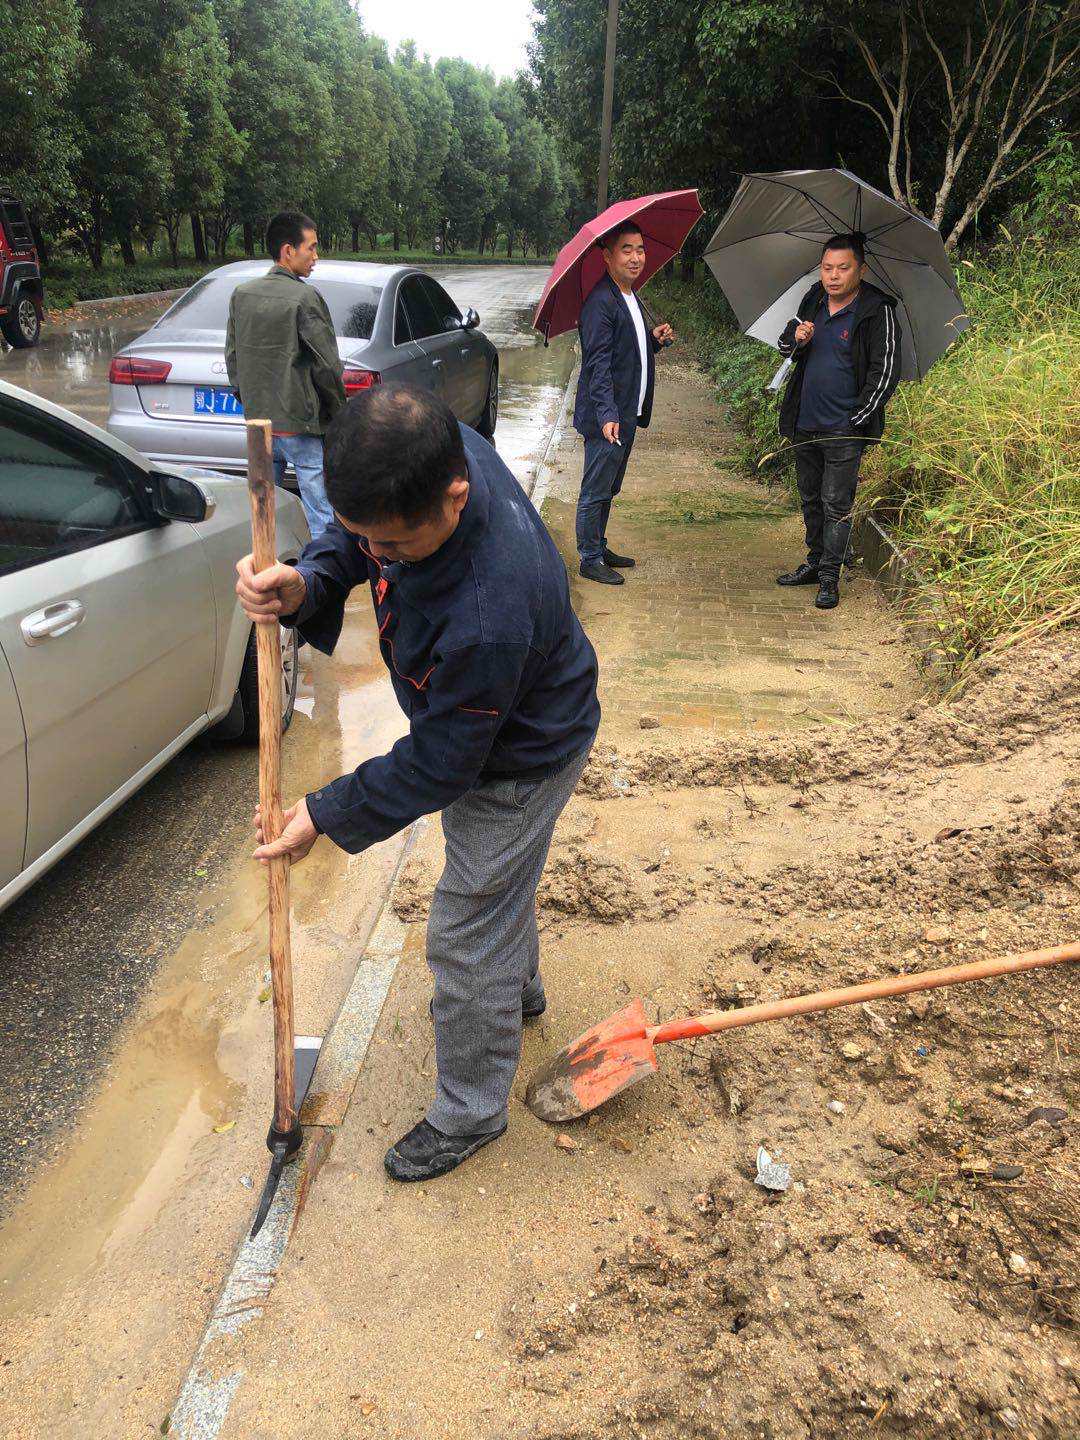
[703,168,969,609]
[775,232,902,609]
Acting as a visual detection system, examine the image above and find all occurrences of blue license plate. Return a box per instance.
[194,386,243,416]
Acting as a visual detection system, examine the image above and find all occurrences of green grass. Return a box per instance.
[859,230,1080,675]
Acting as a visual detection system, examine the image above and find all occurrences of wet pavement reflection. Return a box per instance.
[0,266,574,1330]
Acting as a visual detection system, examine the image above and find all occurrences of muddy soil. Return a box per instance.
[386,635,1079,1439]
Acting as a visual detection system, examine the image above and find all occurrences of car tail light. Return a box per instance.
[109,356,172,385]
[342,367,380,396]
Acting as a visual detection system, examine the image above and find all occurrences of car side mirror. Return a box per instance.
[150,472,214,522]
[463,307,480,330]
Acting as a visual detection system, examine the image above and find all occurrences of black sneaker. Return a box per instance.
[579,560,625,585]
[603,548,635,568]
[384,1118,506,1182]
[776,562,819,586]
[815,578,840,609]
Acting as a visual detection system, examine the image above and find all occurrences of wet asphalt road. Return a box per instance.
[0,265,575,1206]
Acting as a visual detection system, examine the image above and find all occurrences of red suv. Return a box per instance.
[0,191,43,348]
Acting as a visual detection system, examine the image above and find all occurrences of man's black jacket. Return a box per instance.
[573,274,661,438]
[777,281,902,441]
[285,426,601,853]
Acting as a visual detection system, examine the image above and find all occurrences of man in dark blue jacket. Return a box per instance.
[775,233,902,610]
[573,221,674,585]
[236,385,600,1182]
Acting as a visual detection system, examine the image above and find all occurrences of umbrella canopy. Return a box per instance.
[704,169,969,381]
[533,189,704,341]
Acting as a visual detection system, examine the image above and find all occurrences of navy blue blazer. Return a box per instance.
[573,274,660,438]
[285,425,601,854]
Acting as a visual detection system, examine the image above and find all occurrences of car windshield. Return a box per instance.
[156,273,384,340]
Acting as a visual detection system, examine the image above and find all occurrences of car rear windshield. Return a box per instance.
[156,273,384,340]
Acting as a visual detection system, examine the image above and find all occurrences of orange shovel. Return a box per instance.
[525,941,1080,1123]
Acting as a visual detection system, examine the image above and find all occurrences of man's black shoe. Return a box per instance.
[776,562,819,586]
[579,560,625,585]
[384,1118,506,1182]
[815,579,840,609]
[603,548,635,568]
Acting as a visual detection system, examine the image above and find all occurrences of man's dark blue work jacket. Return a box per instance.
[284,425,601,853]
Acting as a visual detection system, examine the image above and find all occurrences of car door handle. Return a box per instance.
[431,357,442,367]
[460,347,471,358]
[21,600,86,646]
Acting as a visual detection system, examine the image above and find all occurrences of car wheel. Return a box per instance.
[476,362,498,438]
[1,296,42,348]
[236,623,299,744]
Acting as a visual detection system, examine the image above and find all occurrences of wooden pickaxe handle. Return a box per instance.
[648,941,1080,1046]
[246,418,297,1135]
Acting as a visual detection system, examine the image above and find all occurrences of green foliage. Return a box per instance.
[19,2,567,270]
[859,232,1080,675]
[0,0,84,211]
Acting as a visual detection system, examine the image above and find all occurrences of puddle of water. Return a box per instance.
[0,606,406,1319]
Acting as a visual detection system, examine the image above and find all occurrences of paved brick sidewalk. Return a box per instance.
[542,363,916,739]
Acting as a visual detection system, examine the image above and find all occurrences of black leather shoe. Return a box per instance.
[603,548,635,568]
[776,562,820,586]
[384,1118,506,1182]
[815,579,840,609]
[579,560,625,585]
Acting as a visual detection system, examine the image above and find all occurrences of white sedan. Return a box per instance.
[0,377,309,911]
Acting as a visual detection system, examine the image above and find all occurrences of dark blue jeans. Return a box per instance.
[576,423,636,563]
[792,431,866,582]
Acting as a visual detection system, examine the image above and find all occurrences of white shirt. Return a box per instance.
[620,289,649,416]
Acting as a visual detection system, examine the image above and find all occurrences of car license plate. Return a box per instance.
[194,386,243,417]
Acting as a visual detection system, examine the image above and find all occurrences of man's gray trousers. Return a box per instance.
[426,745,593,1136]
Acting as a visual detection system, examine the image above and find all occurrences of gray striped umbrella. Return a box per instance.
[704,168,969,382]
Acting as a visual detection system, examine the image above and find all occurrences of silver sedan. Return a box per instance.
[106,261,500,471]
[0,376,309,912]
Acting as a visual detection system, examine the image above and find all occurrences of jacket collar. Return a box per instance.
[386,449,491,602]
[270,264,303,282]
[804,279,893,330]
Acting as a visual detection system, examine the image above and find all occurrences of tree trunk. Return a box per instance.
[351,222,360,252]
[191,212,208,262]
[680,255,695,283]
[506,231,513,258]
[243,222,255,258]
[119,232,137,266]
[366,229,378,251]
[392,226,400,252]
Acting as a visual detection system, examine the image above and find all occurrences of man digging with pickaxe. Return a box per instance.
[236,384,600,1182]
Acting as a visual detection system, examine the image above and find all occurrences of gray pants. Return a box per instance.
[426,745,593,1136]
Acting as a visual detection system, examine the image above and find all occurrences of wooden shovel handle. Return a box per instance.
[246,419,296,1134]
[648,941,1080,1046]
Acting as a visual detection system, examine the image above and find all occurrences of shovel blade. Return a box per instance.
[525,999,657,1123]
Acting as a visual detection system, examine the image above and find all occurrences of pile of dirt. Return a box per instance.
[385,637,1078,1435]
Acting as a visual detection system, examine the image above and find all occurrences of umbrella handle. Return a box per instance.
[647,942,1080,1046]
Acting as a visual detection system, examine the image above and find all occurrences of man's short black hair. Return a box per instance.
[324,383,467,526]
[599,219,644,250]
[266,210,316,260]
[822,232,866,265]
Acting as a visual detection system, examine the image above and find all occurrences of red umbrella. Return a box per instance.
[533,189,704,341]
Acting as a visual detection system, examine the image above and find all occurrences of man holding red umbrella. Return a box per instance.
[572,221,675,585]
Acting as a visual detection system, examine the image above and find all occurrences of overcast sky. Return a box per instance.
[357,0,537,79]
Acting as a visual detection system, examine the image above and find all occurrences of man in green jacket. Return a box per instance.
[226,210,346,536]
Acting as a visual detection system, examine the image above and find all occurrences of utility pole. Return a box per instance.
[596,0,620,213]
